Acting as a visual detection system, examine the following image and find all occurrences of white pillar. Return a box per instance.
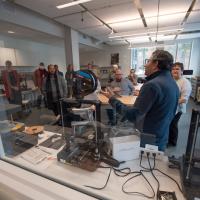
[65,27,80,70]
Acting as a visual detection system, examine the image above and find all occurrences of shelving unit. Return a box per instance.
[99,66,112,87]
[191,77,200,101]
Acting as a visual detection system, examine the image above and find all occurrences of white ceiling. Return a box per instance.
[4,0,200,46]
[0,20,64,46]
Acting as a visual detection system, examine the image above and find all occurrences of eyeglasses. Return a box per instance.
[144,59,151,64]
[144,58,159,64]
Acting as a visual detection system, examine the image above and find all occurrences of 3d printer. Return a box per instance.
[57,70,119,171]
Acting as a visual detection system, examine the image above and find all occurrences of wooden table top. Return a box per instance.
[98,94,136,106]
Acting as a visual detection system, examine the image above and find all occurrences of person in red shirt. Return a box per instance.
[2,60,22,104]
[34,62,47,108]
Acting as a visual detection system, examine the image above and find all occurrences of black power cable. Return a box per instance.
[147,154,160,200]
[84,167,112,190]
[152,155,183,194]
[84,152,183,199]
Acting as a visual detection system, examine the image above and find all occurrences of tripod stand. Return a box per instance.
[180,109,200,200]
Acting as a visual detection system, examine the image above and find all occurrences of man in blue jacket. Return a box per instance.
[104,50,179,151]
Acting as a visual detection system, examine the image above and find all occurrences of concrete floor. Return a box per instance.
[166,98,200,157]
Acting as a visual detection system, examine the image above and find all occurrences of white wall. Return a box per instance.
[80,45,131,76]
[0,35,66,73]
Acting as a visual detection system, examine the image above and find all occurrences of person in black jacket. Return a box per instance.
[103,50,179,151]
[42,64,67,117]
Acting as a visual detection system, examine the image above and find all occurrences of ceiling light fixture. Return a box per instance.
[108,28,183,39]
[57,0,93,9]
[8,31,15,34]
[155,0,161,44]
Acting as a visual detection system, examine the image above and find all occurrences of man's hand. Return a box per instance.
[134,89,140,96]
[100,87,115,99]
[112,87,121,92]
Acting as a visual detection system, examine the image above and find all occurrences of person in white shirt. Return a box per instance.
[168,62,192,146]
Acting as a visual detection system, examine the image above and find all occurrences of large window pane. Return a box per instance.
[131,42,192,76]
[131,47,155,76]
[176,43,192,69]
[164,45,177,60]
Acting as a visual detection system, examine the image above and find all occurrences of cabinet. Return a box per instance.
[191,77,200,101]
[99,66,112,87]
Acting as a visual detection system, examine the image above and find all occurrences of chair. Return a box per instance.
[22,99,31,114]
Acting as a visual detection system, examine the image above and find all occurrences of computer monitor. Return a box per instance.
[183,70,193,75]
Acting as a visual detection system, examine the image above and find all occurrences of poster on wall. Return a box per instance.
[111,53,119,65]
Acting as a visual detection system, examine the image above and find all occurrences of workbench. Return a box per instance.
[1,129,185,200]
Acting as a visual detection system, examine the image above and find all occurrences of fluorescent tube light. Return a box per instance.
[8,31,15,34]
[109,28,183,39]
[57,0,93,9]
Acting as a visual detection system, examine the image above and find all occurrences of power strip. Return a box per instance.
[140,147,164,160]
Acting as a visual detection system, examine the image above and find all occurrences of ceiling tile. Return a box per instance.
[84,0,133,10]
[15,0,84,18]
[91,2,139,24]
[80,25,111,36]
[0,20,64,46]
[128,37,150,44]
[193,0,200,10]
[106,40,128,45]
[6,0,200,44]
[109,19,144,32]
[159,0,191,15]
[141,0,191,17]
[146,13,186,29]
[56,12,102,29]
[151,35,176,42]
[187,10,200,23]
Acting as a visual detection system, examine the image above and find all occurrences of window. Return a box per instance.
[176,43,192,69]
[131,42,192,75]
[164,45,176,59]
[131,47,155,75]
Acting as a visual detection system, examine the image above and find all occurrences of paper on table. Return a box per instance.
[20,147,49,165]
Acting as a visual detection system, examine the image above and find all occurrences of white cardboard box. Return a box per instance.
[109,135,140,161]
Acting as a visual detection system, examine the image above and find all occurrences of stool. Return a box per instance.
[22,99,31,114]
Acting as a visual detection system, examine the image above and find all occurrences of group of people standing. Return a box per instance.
[34,63,76,117]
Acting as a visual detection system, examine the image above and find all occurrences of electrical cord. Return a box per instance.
[140,151,153,170]
[113,167,132,177]
[154,168,183,193]
[121,171,155,199]
[147,154,160,200]
[84,151,183,199]
[85,165,155,198]
[84,167,112,190]
[151,155,183,194]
